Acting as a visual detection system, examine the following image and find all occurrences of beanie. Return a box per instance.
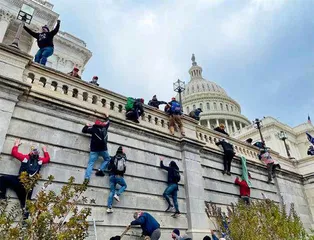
[173,228,180,236]
[42,25,50,31]
[203,236,211,240]
[116,146,123,154]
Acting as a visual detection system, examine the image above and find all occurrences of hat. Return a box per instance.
[173,229,180,236]
[42,25,50,31]
[140,98,144,103]
[93,76,98,80]
[219,123,225,129]
[246,138,253,144]
[31,146,39,155]
[203,236,211,240]
[197,108,203,112]
[172,97,176,101]
[73,67,79,72]
[116,146,124,154]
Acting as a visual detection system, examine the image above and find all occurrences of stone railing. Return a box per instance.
[0,43,295,171]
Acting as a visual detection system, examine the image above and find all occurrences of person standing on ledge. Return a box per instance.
[189,108,202,121]
[82,118,110,183]
[89,76,99,86]
[214,123,229,136]
[168,97,185,136]
[127,211,161,240]
[215,139,235,175]
[24,20,60,66]
[148,95,167,109]
[160,157,181,218]
[68,67,81,79]
[0,139,50,219]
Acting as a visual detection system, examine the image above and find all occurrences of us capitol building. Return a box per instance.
[181,54,314,161]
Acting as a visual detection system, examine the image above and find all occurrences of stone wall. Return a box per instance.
[0,43,313,239]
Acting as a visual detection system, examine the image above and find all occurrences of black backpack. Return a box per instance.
[19,154,42,177]
[94,126,108,144]
[173,169,181,183]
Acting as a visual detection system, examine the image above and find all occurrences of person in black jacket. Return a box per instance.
[159,157,181,217]
[148,95,167,109]
[214,123,229,136]
[106,146,127,213]
[126,98,144,123]
[24,20,60,66]
[216,139,235,175]
[82,119,110,183]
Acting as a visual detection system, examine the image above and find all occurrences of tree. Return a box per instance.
[206,200,312,240]
[0,172,93,240]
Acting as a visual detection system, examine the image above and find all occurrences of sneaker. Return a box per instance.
[165,205,174,212]
[114,194,120,202]
[227,171,231,176]
[171,211,181,218]
[134,119,140,124]
[95,170,105,177]
[106,208,113,214]
[222,170,226,175]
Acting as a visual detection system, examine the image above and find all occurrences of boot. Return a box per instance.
[169,126,175,135]
[180,128,185,137]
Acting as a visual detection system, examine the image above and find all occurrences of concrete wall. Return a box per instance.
[0,44,313,239]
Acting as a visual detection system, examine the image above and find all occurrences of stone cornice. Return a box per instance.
[0,9,15,22]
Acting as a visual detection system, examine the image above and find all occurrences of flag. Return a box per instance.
[308,115,311,124]
[306,132,314,145]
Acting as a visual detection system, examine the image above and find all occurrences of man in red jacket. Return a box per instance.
[0,139,50,217]
[234,172,251,205]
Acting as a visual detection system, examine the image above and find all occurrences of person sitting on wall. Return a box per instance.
[235,172,251,205]
[214,123,229,136]
[68,67,81,79]
[24,20,60,66]
[89,76,99,86]
[258,148,281,184]
[0,139,50,219]
[168,97,185,136]
[246,138,253,145]
[215,139,235,175]
[307,145,314,156]
[82,118,110,183]
[148,95,167,109]
[160,157,181,218]
[125,98,144,123]
[127,211,161,240]
[189,108,202,121]
[106,146,127,214]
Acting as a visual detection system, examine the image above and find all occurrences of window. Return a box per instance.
[62,85,68,94]
[231,106,233,111]
[83,92,88,101]
[72,89,78,98]
[51,81,58,91]
[187,106,190,113]
[197,85,199,91]
[220,103,223,110]
[207,102,210,110]
[193,104,196,110]
[192,86,195,92]
[214,102,217,110]
[92,95,98,104]
[200,103,203,110]
[226,104,229,111]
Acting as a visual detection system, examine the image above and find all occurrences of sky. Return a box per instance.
[51,0,314,127]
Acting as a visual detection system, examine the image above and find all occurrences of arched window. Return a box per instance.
[187,106,190,113]
[193,104,196,110]
[202,84,205,90]
[51,81,58,91]
[39,77,46,87]
[214,102,217,110]
[200,103,203,110]
[231,106,233,111]
[62,85,68,94]
[101,99,106,107]
[207,102,210,110]
[27,73,35,83]
[92,95,98,104]
[192,86,195,92]
[220,103,223,110]
[226,104,229,111]
[197,85,200,91]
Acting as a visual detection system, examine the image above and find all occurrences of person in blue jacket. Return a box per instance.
[127,211,161,240]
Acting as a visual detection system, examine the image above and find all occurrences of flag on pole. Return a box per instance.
[308,115,311,124]
[306,132,314,145]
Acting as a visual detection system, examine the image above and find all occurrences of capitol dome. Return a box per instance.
[181,54,250,133]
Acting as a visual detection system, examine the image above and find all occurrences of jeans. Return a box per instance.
[107,175,127,208]
[0,175,33,209]
[223,151,234,172]
[267,162,275,182]
[163,183,179,212]
[84,151,110,180]
[150,228,161,240]
[34,46,54,65]
[240,196,250,205]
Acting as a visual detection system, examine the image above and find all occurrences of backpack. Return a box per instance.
[173,169,181,183]
[114,155,126,172]
[94,125,108,145]
[125,97,135,112]
[253,141,264,149]
[170,101,181,114]
[19,154,42,177]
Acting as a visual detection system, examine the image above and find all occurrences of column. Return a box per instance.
[207,120,210,128]
[0,10,14,43]
[225,119,230,133]
[216,119,219,127]
[240,122,243,129]
[181,141,210,239]
[233,121,237,132]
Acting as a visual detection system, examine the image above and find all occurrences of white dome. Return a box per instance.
[183,78,227,97]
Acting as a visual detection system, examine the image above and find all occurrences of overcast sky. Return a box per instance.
[51,0,314,127]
